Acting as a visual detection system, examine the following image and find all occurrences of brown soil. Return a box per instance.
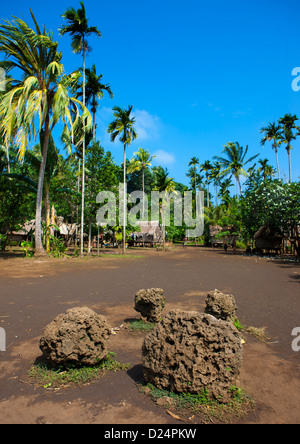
[0,247,299,424]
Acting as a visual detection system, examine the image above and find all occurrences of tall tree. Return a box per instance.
[187,157,199,196]
[78,64,113,142]
[260,122,283,180]
[278,113,299,183]
[107,105,137,253]
[200,160,213,207]
[60,1,101,256]
[128,148,156,218]
[257,158,276,180]
[0,10,88,255]
[213,142,258,196]
[153,167,176,250]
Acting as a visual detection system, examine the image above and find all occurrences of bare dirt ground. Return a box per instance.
[0,246,299,424]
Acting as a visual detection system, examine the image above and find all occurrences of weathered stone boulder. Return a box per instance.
[142,309,243,401]
[134,288,165,322]
[204,289,237,322]
[39,307,111,367]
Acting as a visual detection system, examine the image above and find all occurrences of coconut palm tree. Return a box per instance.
[107,105,137,254]
[257,158,276,180]
[60,1,101,256]
[76,64,113,141]
[218,178,234,206]
[278,114,299,183]
[153,167,176,250]
[200,160,213,207]
[210,161,222,206]
[260,122,283,180]
[213,142,258,196]
[0,11,89,256]
[128,148,156,218]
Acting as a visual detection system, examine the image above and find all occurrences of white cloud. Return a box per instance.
[133,109,161,141]
[153,149,176,166]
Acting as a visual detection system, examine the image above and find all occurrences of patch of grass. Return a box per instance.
[28,352,130,389]
[233,317,269,342]
[233,317,245,331]
[244,326,269,342]
[126,319,156,332]
[141,383,254,423]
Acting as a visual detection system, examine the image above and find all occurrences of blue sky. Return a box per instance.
[1,0,300,186]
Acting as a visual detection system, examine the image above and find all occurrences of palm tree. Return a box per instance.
[260,122,283,180]
[2,132,59,253]
[187,157,199,196]
[107,105,137,253]
[210,161,222,206]
[213,142,258,196]
[200,160,213,207]
[153,167,176,250]
[218,178,234,206]
[278,114,299,183]
[76,64,113,141]
[128,148,156,218]
[257,158,276,180]
[60,1,101,256]
[0,11,89,256]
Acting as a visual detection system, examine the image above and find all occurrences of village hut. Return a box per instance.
[7,220,35,245]
[131,221,163,247]
[254,225,283,253]
[55,217,77,245]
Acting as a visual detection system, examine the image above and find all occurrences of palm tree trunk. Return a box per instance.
[80,40,86,256]
[237,176,242,196]
[287,145,292,183]
[92,109,96,142]
[142,168,145,219]
[123,142,126,254]
[274,146,280,180]
[88,221,92,254]
[45,186,50,253]
[207,181,210,207]
[76,157,81,247]
[35,118,50,257]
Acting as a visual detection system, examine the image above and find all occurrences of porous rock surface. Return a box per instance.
[39,307,111,367]
[204,289,237,322]
[134,288,165,322]
[142,309,243,400]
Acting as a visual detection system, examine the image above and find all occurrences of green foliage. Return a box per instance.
[142,383,254,422]
[20,240,34,257]
[241,178,300,244]
[28,351,129,389]
[126,319,155,332]
[0,234,7,252]
[49,235,67,258]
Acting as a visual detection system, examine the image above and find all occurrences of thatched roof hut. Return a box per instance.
[254,225,282,251]
[55,217,77,237]
[133,221,163,244]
